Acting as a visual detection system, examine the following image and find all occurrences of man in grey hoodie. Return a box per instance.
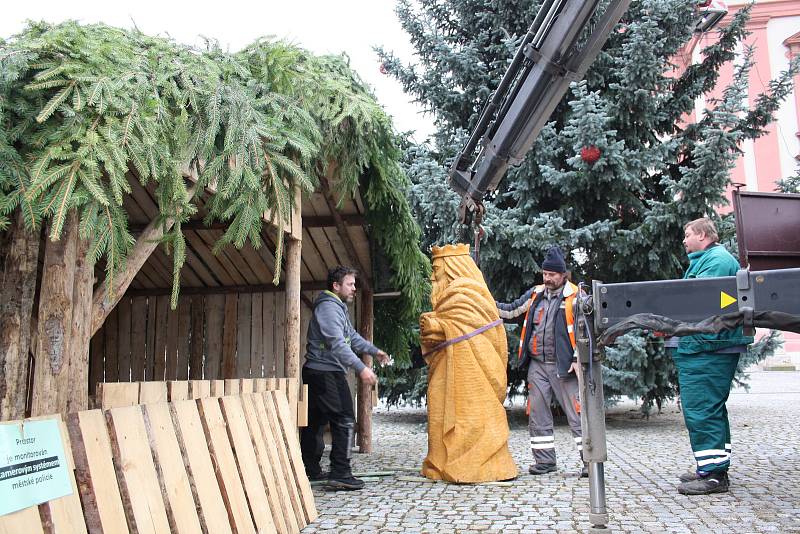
[300,266,390,490]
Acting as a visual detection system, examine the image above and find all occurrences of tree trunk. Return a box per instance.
[357,289,374,453]
[0,210,40,421]
[31,213,78,417]
[67,235,93,413]
[284,236,301,425]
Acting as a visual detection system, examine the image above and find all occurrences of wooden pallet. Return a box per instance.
[2,391,315,533]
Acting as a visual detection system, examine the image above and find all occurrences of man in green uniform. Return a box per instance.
[674,217,753,495]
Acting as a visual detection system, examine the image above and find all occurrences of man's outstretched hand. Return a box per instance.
[375,350,391,366]
[359,366,378,385]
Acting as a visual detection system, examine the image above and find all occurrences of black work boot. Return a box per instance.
[306,470,329,482]
[678,470,701,483]
[327,475,366,490]
[528,463,557,475]
[678,471,729,495]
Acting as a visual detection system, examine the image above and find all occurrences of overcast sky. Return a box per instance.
[1,0,436,142]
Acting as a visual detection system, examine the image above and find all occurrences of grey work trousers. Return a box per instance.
[527,358,582,465]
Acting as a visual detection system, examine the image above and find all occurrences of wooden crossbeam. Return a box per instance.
[127,281,328,297]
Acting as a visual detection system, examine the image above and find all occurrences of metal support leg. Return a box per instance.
[576,292,609,532]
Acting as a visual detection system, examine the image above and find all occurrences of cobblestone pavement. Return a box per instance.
[301,371,800,533]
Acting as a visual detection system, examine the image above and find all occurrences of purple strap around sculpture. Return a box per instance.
[422,318,503,357]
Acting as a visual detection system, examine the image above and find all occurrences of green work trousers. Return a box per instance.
[673,352,739,474]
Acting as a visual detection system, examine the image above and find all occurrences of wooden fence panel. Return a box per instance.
[130,297,147,382]
[189,296,205,379]
[97,383,139,410]
[221,295,238,379]
[106,405,171,533]
[176,297,191,380]
[67,410,129,533]
[236,294,252,378]
[205,295,224,380]
[170,400,233,534]
[196,398,256,534]
[218,397,277,534]
[117,297,132,382]
[139,382,168,404]
[143,403,203,534]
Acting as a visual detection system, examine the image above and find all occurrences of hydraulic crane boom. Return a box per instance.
[448,0,631,224]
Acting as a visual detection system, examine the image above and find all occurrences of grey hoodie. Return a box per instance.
[303,290,378,374]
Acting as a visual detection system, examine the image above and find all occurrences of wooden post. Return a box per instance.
[284,235,301,425]
[67,234,94,413]
[357,289,374,453]
[0,210,40,421]
[31,213,78,416]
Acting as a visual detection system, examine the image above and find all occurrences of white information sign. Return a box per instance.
[0,418,73,516]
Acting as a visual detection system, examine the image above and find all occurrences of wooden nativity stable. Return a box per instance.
[0,21,428,453]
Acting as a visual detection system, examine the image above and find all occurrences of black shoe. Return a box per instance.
[678,471,729,495]
[580,463,589,478]
[307,471,328,482]
[326,476,366,490]
[528,463,557,475]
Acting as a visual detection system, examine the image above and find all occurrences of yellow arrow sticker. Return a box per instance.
[720,291,737,309]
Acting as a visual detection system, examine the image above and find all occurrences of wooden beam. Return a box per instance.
[91,184,198,337]
[318,171,372,292]
[0,210,40,421]
[283,236,301,424]
[67,234,94,413]
[301,214,365,228]
[357,289,374,453]
[129,220,230,233]
[127,281,328,297]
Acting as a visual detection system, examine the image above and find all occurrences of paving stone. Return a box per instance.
[301,371,800,533]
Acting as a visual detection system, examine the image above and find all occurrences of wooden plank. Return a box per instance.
[239,379,254,394]
[239,395,293,534]
[224,379,240,396]
[168,381,189,402]
[183,231,234,286]
[176,297,191,380]
[139,381,168,404]
[117,297,132,382]
[210,380,225,397]
[267,391,318,523]
[0,506,46,534]
[254,391,308,528]
[145,296,157,380]
[262,293,275,378]
[236,293,252,378]
[152,295,169,381]
[104,308,119,382]
[142,403,203,534]
[196,231,247,286]
[189,380,210,400]
[169,401,232,534]
[97,382,139,410]
[210,231,260,286]
[67,410,129,533]
[250,293,263,378]
[106,405,172,533]
[218,397,277,534]
[189,296,205,379]
[130,297,147,381]
[165,300,179,380]
[221,295,238,379]
[196,398,256,534]
[38,418,87,534]
[297,384,309,427]
[274,294,285,378]
[205,295,224,380]
[250,394,305,530]
[254,378,268,392]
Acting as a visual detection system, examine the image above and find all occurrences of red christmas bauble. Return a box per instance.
[379,63,388,75]
[580,145,601,164]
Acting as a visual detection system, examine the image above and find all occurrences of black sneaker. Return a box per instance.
[326,476,366,490]
[307,471,329,482]
[678,471,729,495]
[580,463,589,478]
[528,463,557,475]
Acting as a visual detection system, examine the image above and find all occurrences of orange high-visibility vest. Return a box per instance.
[517,282,578,361]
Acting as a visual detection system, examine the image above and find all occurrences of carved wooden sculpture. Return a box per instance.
[420,244,517,482]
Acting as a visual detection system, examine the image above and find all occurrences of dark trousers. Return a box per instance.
[300,367,355,478]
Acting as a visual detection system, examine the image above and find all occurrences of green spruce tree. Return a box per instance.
[378,0,798,409]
